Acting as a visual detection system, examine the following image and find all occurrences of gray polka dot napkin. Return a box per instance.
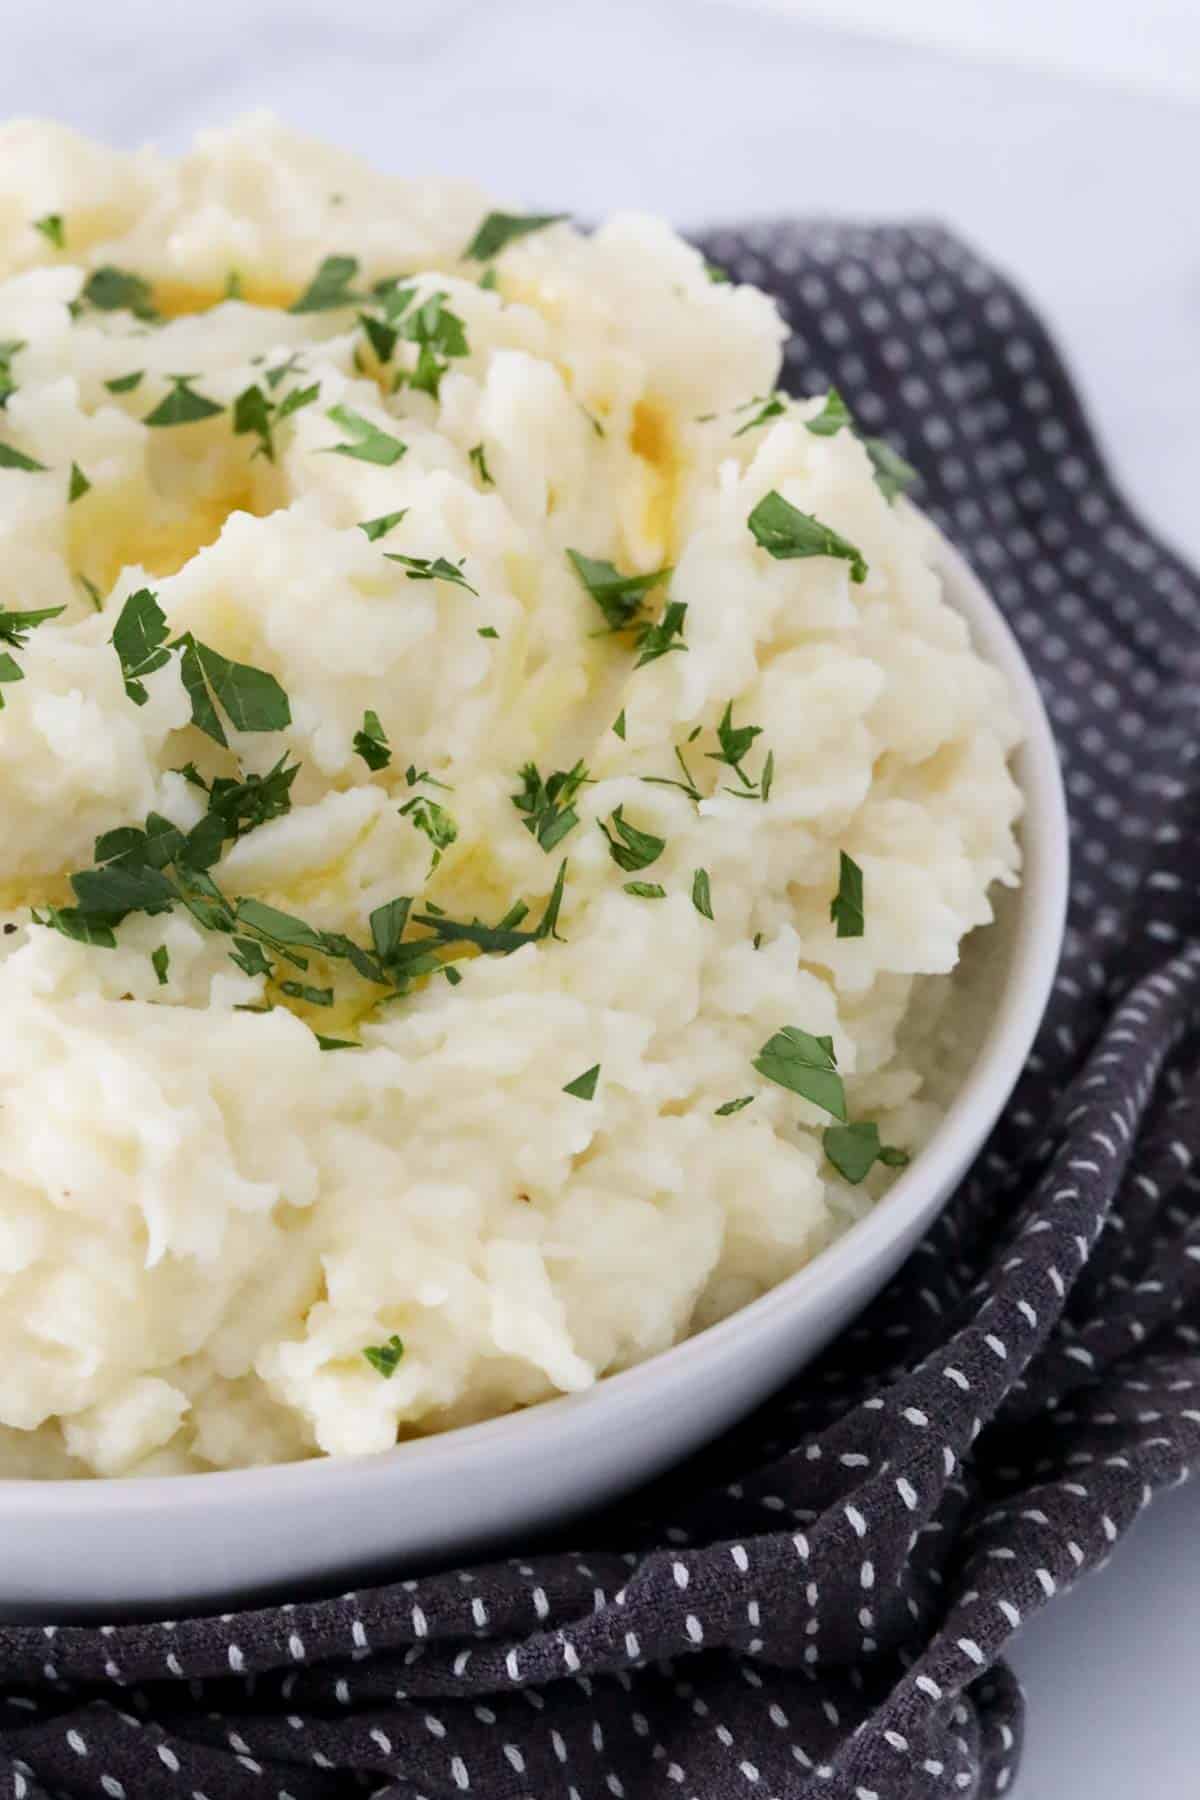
[3,223,1199,1800]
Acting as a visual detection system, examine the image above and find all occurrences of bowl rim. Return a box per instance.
[0,532,1068,1518]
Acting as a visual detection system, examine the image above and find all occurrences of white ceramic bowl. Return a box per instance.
[0,536,1068,1621]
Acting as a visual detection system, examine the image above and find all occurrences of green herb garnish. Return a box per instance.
[469,443,493,485]
[144,376,225,429]
[715,1096,754,1116]
[354,709,391,771]
[290,255,361,314]
[823,1120,909,1184]
[357,509,407,542]
[563,1063,600,1101]
[399,796,458,868]
[748,490,867,583]
[362,1333,405,1376]
[598,805,664,873]
[151,944,170,985]
[0,605,64,705]
[175,633,291,746]
[34,214,64,249]
[465,212,568,261]
[384,553,477,594]
[865,436,917,504]
[68,463,90,503]
[708,702,761,789]
[81,266,156,320]
[566,549,671,633]
[513,760,588,852]
[104,371,144,394]
[691,868,713,919]
[624,882,666,899]
[634,600,688,668]
[753,1026,847,1121]
[322,404,406,466]
[0,442,46,472]
[612,709,627,741]
[111,588,171,705]
[830,851,864,938]
[805,388,853,438]
[733,393,786,436]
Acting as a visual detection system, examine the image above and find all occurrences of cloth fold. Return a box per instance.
[2,222,1198,1800]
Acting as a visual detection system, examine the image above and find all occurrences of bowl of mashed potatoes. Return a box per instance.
[0,118,1066,1614]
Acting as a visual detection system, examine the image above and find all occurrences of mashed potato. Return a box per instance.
[0,117,1022,1477]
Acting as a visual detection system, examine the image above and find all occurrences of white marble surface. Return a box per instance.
[2,2,1198,1790]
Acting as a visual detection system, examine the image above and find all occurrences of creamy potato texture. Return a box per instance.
[0,118,1022,1476]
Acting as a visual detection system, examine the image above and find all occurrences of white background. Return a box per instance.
[2,2,1198,1791]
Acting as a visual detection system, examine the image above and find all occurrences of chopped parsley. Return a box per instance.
[641,742,702,804]
[399,796,458,869]
[144,376,225,429]
[624,881,666,899]
[0,339,20,410]
[830,851,864,938]
[805,388,853,437]
[469,442,493,485]
[563,1063,600,1101]
[612,709,627,741]
[104,370,144,394]
[81,265,157,320]
[691,868,713,919]
[280,980,334,1008]
[384,553,477,594]
[290,254,361,313]
[233,378,319,462]
[175,633,291,746]
[358,312,397,364]
[0,442,46,472]
[705,260,730,284]
[733,393,786,436]
[566,550,670,633]
[322,404,406,466]
[708,702,761,789]
[318,1034,361,1052]
[715,1096,754,1116]
[34,213,65,249]
[513,760,589,852]
[823,1120,909,1184]
[362,1334,405,1377]
[477,625,498,639]
[111,588,172,705]
[748,490,867,583]
[598,805,664,873]
[465,211,568,261]
[68,462,90,503]
[0,605,64,705]
[411,859,567,953]
[151,944,170,986]
[354,709,391,771]
[753,1026,847,1121]
[634,600,688,668]
[396,292,469,401]
[357,509,407,542]
[865,436,917,504]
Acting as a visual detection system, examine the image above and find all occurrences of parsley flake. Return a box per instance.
[0,606,62,704]
[566,549,670,633]
[68,462,90,503]
[151,944,170,986]
[748,490,867,583]
[81,266,156,320]
[634,600,688,668]
[290,254,361,313]
[105,370,144,394]
[513,760,589,852]
[111,588,171,705]
[354,709,391,771]
[384,553,477,594]
[830,851,865,938]
[563,1063,600,1101]
[805,388,853,438]
[708,701,762,789]
[362,1333,405,1377]
[624,881,666,899]
[823,1120,909,1184]
[0,442,46,472]
[144,376,225,429]
[174,634,291,746]
[612,709,627,741]
[865,435,917,504]
[691,868,714,919]
[753,1027,847,1121]
[318,1034,361,1052]
[733,392,786,436]
[357,509,407,542]
[715,1096,754,1116]
[34,213,65,249]
[465,212,568,261]
[598,806,664,873]
[400,796,458,868]
[323,404,406,466]
[469,442,493,485]
[0,339,21,410]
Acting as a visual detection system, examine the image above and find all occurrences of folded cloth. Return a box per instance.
[2,222,1199,1800]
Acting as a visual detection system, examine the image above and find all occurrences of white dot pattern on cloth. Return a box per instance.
[1,220,1199,1800]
